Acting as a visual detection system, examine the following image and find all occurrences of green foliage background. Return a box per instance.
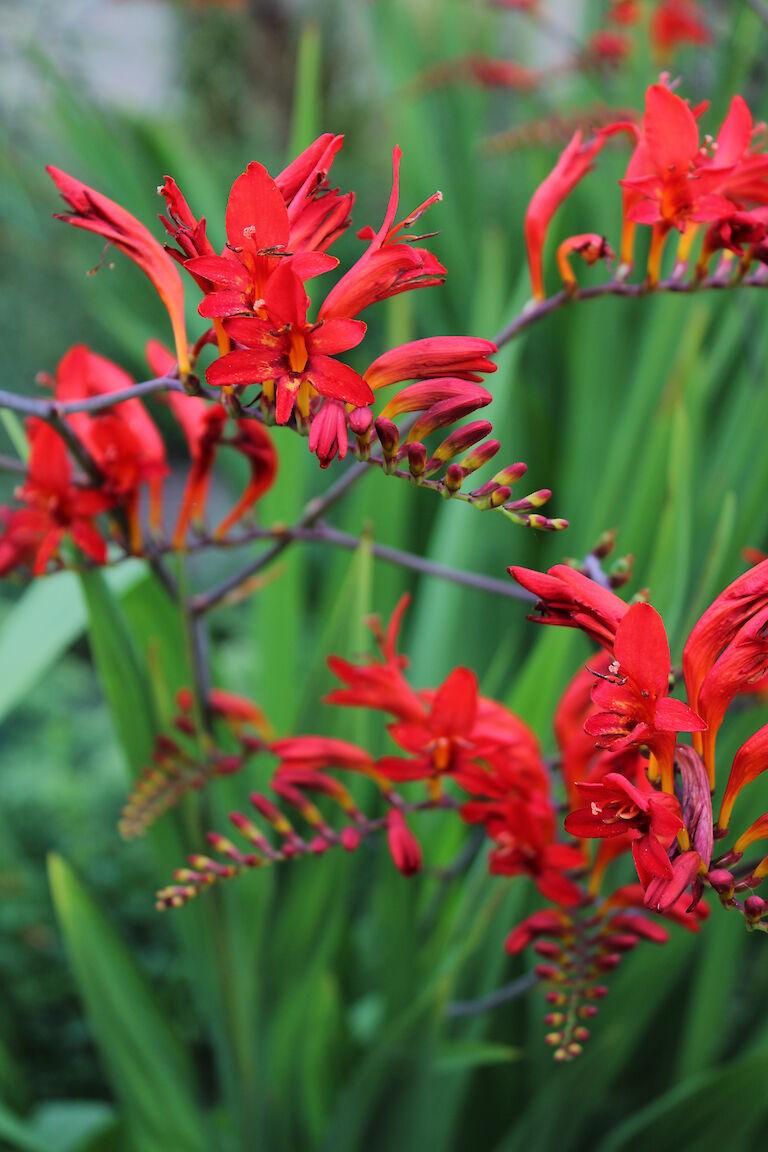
[2,1,768,1149]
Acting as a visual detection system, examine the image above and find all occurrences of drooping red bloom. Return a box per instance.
[650,0,710,58]
[683,558,768,714]
[47,167,190,377]
[565,771,684,891]
[0,420,112,575]
[718,724,768,833]
[319,146,445,321]
[375,666,483,782]
[146,340,276,544]
[482,796,585,906]
[508,563,629,648]
[181,160,337,323]
[584,602,705,791]
[44,345,168,547]
[386,809,422,876]
[207,264,372,424]
[524,130,607,300]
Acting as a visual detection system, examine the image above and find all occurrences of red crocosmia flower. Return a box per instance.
[207,264,372,425]
[508,563,629,649]
[584,602,705,791]
[159,176,216,270]
[0,420,112,575]
[364,336,497,393]
[45,345,168,547]
[718,724,768,833]
[308,399,349,469]
[683,559,768,783]
[524,130,607,301]
[376,667,481,783]
[325,595,427,723]
[483,798,585,906]
[47,167,190,377]
[683,559,768,715]
[694,603,768,784]
[275,133,354,255]
[650,0,710,58]
[565,772,684,892]
[386,809,422,876]
[319,146,446,321]
[554,653,646,807]
[183,161,337,322]
[620,85,735,281]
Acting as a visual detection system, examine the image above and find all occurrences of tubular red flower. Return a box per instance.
[718,724,768,832]
[524,130,607,300]
[319,146,446,320]
[0,420,112,575]
[47,167,190,376]
[48,345,168,540]
[208,264,372,423]
[584,602,705,791]
[507,563,629,648]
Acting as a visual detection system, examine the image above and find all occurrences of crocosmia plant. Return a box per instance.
[5,1,768,1149]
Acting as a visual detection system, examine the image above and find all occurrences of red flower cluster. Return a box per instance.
[523,80,768,296]
[0,342,278,573]
[510,557,768,926]
[49,139,500,472]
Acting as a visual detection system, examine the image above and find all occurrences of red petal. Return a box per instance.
[429,667,478,737]
[653,695,706,733]
[305,355,374,407]
[225,162,290,255]
[643,84,699,172]
[614,601,670,696]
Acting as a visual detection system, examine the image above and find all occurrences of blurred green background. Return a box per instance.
[3,1,768,1149]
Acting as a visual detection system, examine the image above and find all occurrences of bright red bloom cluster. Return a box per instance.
[0,342,278,573]
[154,595,711,1057]
[48,139,501,472]
[523,80,768,297]
[510,557,768,926]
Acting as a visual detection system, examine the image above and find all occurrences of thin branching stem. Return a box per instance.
[493,270,768,350]
[446,972,538,1018]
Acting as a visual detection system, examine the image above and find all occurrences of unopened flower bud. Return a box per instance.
[340,826,361,852]
[444,463,465,494]
[707,868,735,896]
[534,941,562,959]
[407,441,427,480]
[745,895,767,921]
[374,418,400,471]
